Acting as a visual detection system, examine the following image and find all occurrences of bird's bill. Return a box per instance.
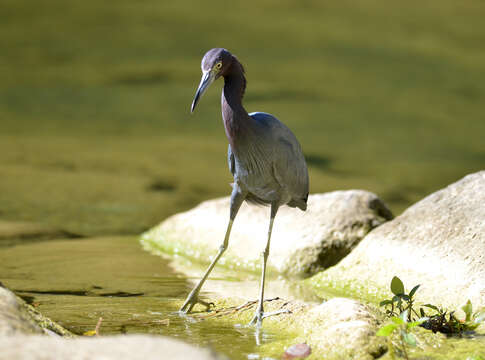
[191,71,214,113]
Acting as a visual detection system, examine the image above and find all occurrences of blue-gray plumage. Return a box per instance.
[180,48,309,327]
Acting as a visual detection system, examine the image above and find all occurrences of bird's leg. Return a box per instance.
[249,203,282,327]
[179,220,233,313]
[179,188,245,314]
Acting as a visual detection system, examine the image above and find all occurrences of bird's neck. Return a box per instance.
[221,60,251,148]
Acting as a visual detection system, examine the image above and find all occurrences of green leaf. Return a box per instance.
[423,304,439,312]
[408,317,428,329]
[392,295,402,308]
[391,316,404,325]
[402,331,416,347]
[391,276,405,295]
[409,284,420,298]
[380,299,393,307]
[420,308,426,317]
[377,323,399,336]
[462,300,473,322]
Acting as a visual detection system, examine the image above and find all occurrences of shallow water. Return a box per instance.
[0,236,298,359]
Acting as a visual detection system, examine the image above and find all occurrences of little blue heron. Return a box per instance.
[180,48,309,326]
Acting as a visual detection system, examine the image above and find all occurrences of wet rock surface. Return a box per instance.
[142,190,392,277]
[310,171,485,309]
[0,335,228,360]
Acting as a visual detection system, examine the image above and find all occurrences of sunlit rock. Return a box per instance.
[302,298,384,359]
[142,190,392,277]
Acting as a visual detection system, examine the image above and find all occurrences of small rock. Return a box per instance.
[142,190,392,277]
[305,298,382,355]
[279,298,384,360]
[282,343,311,359]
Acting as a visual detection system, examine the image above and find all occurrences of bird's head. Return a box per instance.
[191,48,233,113]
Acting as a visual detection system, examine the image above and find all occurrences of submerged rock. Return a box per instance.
[142,190,392,277]
[0,335,228,360]
[309,171,485,309]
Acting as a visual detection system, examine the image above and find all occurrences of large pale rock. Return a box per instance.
[0,335,227,360]
[142,191,392,277]
[310,171,485,309]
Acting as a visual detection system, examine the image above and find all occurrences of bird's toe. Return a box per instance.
[179,293,214,314]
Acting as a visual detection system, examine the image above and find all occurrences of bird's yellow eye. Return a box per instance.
[215,62,222,70]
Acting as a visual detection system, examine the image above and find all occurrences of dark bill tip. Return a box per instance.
[190,89,201,113]
[190,71,212,114]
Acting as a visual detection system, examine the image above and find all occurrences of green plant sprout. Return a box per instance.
[379,276,485,335]
[420,300,485,334]
[379,276,420,321]
[377,276,485,359]
[377,309,427,360]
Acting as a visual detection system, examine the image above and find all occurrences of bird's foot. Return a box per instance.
[248,308,291,327]
[179,291,214,314]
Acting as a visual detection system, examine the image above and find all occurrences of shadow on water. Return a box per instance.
[304,153,354,177]
[304,153,332,170]
[0,236,282,360]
